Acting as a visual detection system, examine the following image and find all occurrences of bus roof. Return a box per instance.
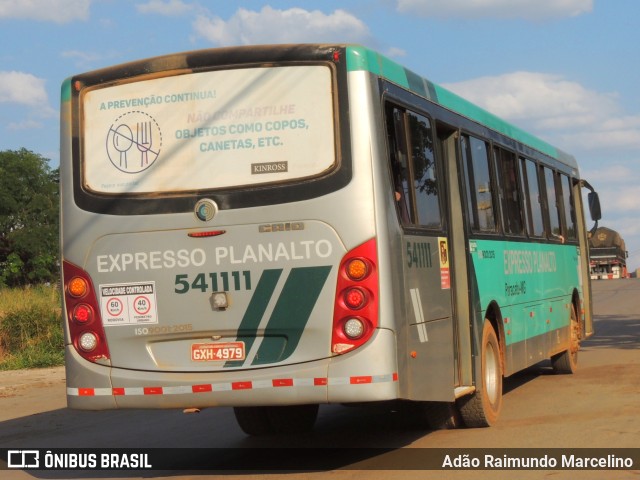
[345,45,579,172]
[62,43,579,173]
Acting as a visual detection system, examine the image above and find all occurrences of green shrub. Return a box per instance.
[0,285,64,370]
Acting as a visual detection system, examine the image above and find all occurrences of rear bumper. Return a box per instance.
[66,329,398,409]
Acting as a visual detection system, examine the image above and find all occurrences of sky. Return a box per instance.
[1,0,639,269]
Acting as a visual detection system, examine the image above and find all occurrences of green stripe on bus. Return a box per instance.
[61,78,72,103]
[470,240,579,345]
[347,45,409,88]
[224,268,282,368]
[431,84,560,159]
[252,266,332,366]
[346,45,573,166]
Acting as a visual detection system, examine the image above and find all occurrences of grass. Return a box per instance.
[0,285,64,370]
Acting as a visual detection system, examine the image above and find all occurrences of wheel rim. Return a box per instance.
[485,341,499,405]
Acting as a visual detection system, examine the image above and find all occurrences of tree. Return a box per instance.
[0,149,59,287]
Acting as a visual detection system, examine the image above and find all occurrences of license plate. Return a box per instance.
[191,342,245,362]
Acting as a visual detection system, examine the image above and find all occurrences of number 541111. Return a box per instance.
[174,271,252,294]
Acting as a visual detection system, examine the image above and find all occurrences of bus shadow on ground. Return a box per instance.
[0,401,441,477]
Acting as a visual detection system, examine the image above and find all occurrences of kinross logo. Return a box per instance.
[251,161,288,174]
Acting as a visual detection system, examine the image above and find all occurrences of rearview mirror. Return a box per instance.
[581,180,601,236]
[588,191,602,221]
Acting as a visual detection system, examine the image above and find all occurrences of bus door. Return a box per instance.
[385,102,455,402]
[437,125,474,391]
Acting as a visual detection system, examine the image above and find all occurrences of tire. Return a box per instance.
[233,407,273,436]
[267,404,319,434]
[458,321,503,427]
[234,404,319,435]
[401,401,461,430]
[551,303,579,374]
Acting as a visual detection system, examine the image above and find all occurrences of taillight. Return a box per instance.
[72,304,93,323]
[332,238,378,354]
[344,287,367,309]
[62,261,110,362]
[68,277,88,297]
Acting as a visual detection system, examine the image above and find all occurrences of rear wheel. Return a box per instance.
[267,404,319,434]
[458,321,503,427]
[233,406,273,436]
[234,404,319,436]
[401,400,461,430]
[551,303,580,374]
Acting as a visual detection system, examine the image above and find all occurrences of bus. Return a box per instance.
[60,44,601,433]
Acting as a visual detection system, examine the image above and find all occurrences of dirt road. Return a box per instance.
[1,279,639,479]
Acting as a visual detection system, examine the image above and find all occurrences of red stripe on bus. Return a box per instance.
[78,388,95,396]
[232,381,253,390]
[112,387,125,396]
[350,376,372,384]
[272,379,294,387]
[314,377,328,386]
[192,384,213,393]
[392,372,399,382]
[143,387,163,395]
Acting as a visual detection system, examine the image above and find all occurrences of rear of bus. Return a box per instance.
[60,45,399,424]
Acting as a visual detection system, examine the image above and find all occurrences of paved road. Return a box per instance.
[1,279,639,479]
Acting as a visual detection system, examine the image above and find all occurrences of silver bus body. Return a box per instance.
[60,45,594,427]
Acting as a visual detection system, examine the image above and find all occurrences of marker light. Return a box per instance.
[68,277,88,297]
[188,230,226,238]
[78,332,98,352]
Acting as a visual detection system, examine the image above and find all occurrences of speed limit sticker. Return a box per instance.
[100,282,158,326]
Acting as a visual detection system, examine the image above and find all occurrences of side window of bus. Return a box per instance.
[406,111,441,228]
[518,157,532,236]
[385,104,441,228]
[543,167,562,240]
[494,147,524,236]
[560,174,577,240]
[522,158,545,237]
[386,105,412,224]
[461,134,496,233]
